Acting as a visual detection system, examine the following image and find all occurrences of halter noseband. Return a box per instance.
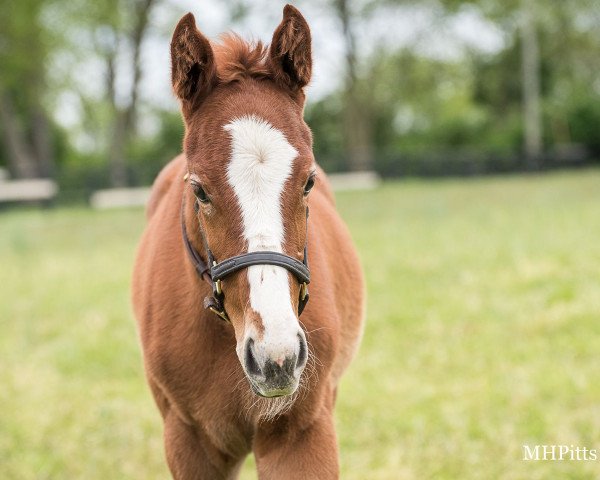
[181,189,310,323]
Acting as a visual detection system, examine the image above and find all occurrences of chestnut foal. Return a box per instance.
[132,5,365,479]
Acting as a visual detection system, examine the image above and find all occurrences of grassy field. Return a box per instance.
[1,169,600,479]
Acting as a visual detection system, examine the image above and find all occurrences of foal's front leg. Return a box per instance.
[164,412,244,480]
[254,408,339,480]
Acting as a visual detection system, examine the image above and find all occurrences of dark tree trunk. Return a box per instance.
[108,110,129,187]
[335,0,374,172]
[0,91,39,178]
[31,106,54,178]
[520,2,542,166]
[106,0,155,187]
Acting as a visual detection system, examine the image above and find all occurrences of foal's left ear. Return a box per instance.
[268,4,312,95]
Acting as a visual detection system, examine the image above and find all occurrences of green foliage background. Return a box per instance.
[1,0,599,193]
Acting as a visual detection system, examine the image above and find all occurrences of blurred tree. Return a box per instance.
[305,94,345,171]
[333,0,375,172]
[311,0,600,176]
[519,0,541,164]
[127,109,184,185]
[0,0,55,179]
[100,0,157,187]
[443,0,600,160]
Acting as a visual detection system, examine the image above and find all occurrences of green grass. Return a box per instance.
[2,169,600,479]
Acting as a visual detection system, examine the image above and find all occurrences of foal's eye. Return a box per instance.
[303,175,315,196]
[191,183,210,203]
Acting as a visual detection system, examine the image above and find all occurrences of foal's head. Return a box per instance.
[171,5,315,398]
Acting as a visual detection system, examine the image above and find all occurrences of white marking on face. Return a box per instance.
[225,115,301,361]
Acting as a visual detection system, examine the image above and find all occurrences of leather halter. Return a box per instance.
[181,191,310,323]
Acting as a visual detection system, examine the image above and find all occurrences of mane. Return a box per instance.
[213,33,272,84]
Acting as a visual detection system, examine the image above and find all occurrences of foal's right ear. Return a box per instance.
[170,13,217,118]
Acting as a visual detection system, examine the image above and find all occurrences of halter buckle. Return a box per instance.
[300,282,308,301]
[208,306,230,322]
[215,279,222,295]
[204,295,230,323]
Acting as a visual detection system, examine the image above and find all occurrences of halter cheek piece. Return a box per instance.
[181,186,310,323]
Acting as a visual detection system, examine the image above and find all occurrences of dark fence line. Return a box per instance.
[2,143,597,206]
[50,144,600,204]
[55,163,158,204]
[373,144,594,178]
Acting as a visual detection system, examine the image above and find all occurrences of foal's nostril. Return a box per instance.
[244,339,262,377]
[297,332,308,370]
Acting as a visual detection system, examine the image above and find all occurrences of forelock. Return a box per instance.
[213,33,271,84]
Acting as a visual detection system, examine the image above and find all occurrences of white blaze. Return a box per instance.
[225,115,300,356]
